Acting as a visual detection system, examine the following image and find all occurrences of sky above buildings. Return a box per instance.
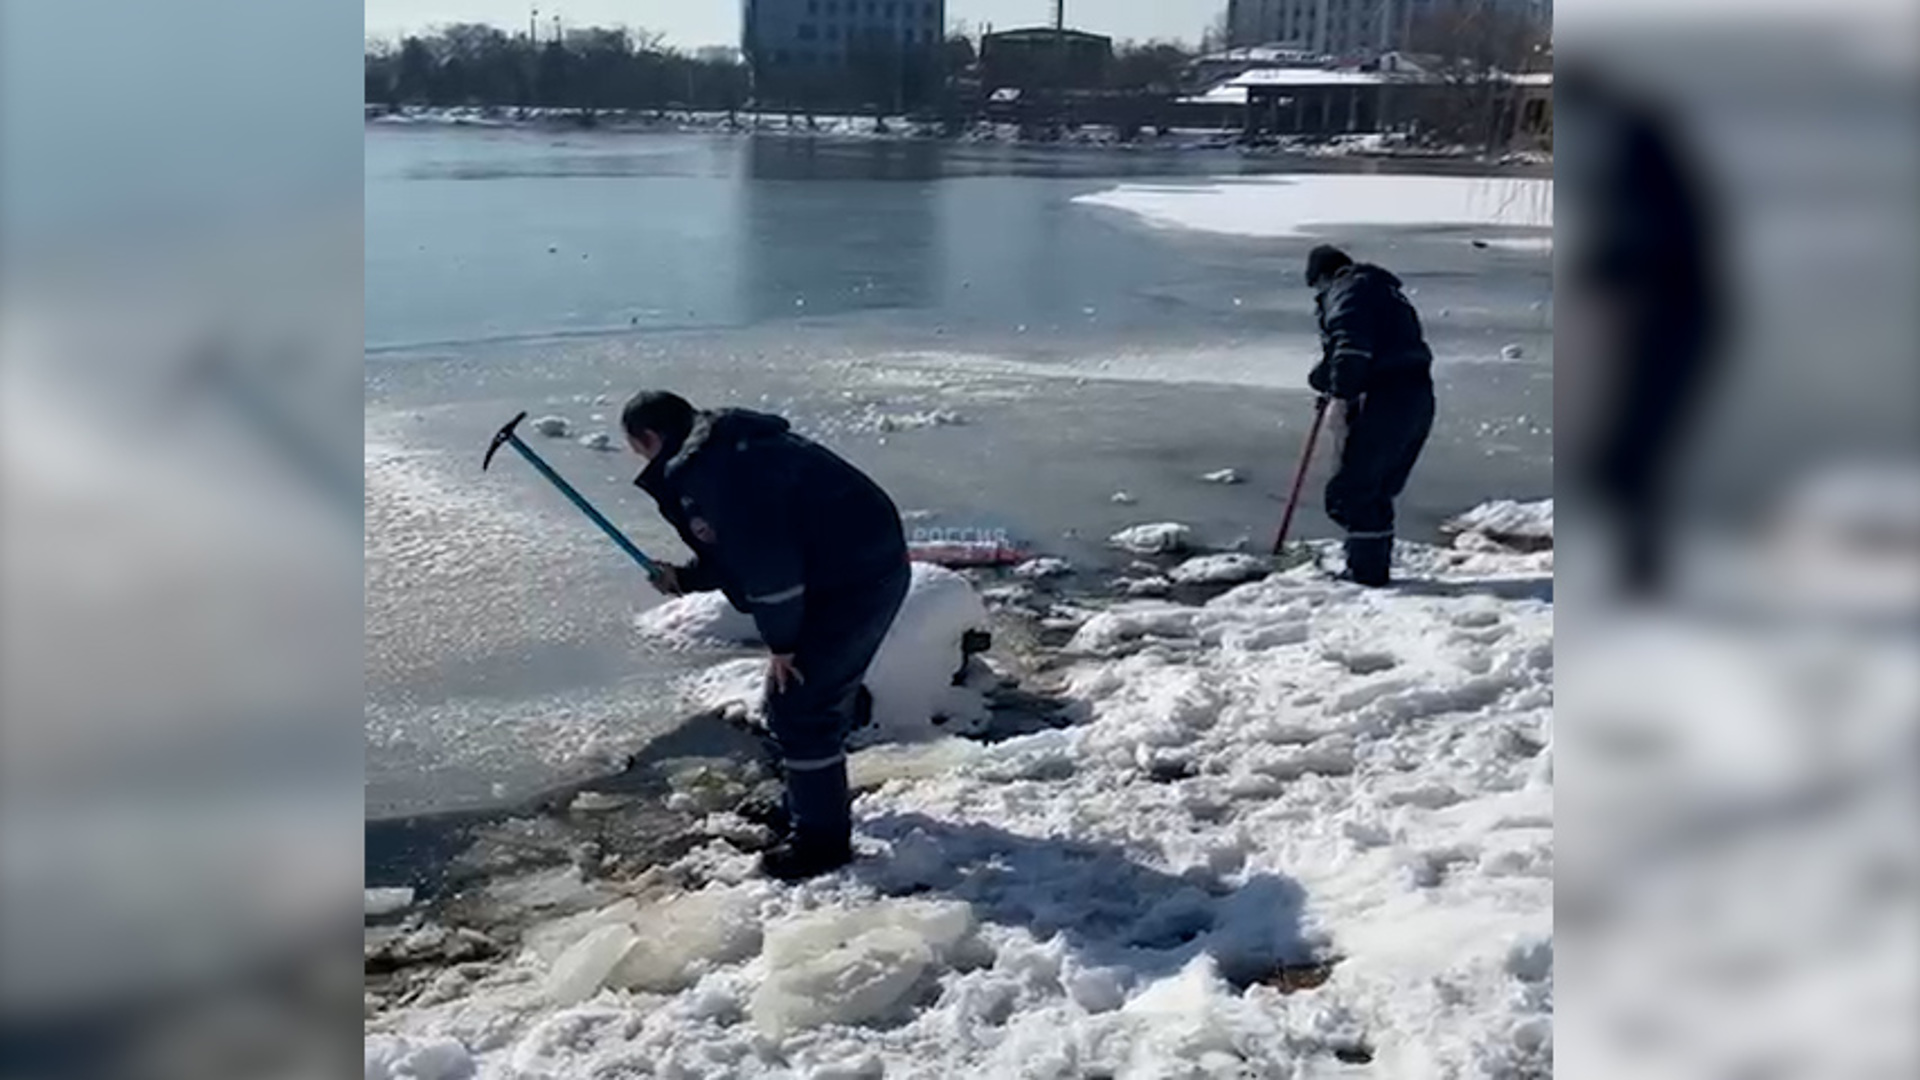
[364,0,1223,48]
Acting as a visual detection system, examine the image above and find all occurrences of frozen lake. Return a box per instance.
[365,128,1553,818]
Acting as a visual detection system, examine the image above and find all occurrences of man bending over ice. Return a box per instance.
[1306,245,1438,587]
[624,391,910,880]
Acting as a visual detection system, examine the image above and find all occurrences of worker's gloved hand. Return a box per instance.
[651,564,687,597]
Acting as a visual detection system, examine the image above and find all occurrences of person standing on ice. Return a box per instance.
[623,391,910,881]
[1305,245,1437,587]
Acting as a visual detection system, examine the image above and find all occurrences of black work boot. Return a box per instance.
[760,832,854,881]
[1343,535,1394,588]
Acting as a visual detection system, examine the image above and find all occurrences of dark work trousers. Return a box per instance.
[763,558,912,847]
[1324,378,1436,586]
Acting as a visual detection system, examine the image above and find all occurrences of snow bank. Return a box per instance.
[372,535,1554,1078]
[634,592,762,649]
[1012,557,1074,580]
[365,1035,474,1080]
[861,564,992,741]
[1076,174,1553,240]
[1443,499,1554,551]
[1109,522,1195,555]
[1168,553,1272,586]
[668,563,991,742]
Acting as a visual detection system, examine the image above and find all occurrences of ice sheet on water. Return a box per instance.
[751,900,977,1038]
[1075,174,1553,239]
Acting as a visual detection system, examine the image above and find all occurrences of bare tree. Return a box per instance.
[1405,0,1549,151]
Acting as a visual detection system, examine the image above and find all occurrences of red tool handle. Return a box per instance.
[1272,397,1332,556]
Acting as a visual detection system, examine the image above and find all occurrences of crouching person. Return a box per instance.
[624,391,910,880]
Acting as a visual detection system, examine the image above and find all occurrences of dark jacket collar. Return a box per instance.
[635,409,792,494]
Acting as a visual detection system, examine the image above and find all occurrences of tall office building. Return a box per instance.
[744,0,946,73]
[1226,0,1546,59]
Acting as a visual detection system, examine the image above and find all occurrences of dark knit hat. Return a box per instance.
[1305,244,1354,288]
[621,390,697,450]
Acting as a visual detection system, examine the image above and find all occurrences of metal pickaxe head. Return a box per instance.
[484,411,529,472]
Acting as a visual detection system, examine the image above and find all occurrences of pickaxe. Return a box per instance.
[484,411,664,583]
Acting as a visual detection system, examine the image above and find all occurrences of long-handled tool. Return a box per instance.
[1272,396,1332,557]
[484,411,664,582]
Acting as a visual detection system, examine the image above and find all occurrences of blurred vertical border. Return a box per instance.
[1,2,364,1077]
[1556,0,1918,1077]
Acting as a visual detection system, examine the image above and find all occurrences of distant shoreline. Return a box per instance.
[366,104,1553,171]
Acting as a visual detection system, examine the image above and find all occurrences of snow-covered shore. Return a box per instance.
[366,106,1553,166]
[367,512,1552,1080]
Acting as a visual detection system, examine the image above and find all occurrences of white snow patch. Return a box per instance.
[1012,557,1074,580]
[1109,522,1195,555]
[531,415,572,438]
[366,887,416,918]
[1168,554,1273,586]
[1117,576,1174,599]
[1443,499,1555,550]
[1200,468,1247,485]
[634,592,762,649]
[365,1035,475,1080]
[1110,491,1139,506]
[1077,174,1553,239]
[577,431,617,452]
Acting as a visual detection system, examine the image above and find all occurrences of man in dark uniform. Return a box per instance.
[623,391,910,881]
[1306,245,1438,587]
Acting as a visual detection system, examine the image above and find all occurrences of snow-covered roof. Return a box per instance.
[1178,84,1252,106]
[1225,67,1394,88]
[1212,66,1554,91]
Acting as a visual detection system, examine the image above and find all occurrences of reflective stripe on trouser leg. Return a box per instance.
[783,753,851,842]
[782,754,846,772]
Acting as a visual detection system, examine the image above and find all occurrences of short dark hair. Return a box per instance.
[1306,244,1354,288]
[621,390,696,446]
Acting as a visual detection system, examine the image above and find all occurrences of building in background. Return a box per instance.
[1226,0,1549,60]
[743,0,947,108]
[979,27,1114,93]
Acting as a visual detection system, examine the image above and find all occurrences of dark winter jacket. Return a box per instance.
[1309,264,1435,401]
[636,409,907,654]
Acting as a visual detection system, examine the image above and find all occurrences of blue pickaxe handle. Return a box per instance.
[484,411,663,580]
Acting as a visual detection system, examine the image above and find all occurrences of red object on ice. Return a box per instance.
[908,542,1030,569]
